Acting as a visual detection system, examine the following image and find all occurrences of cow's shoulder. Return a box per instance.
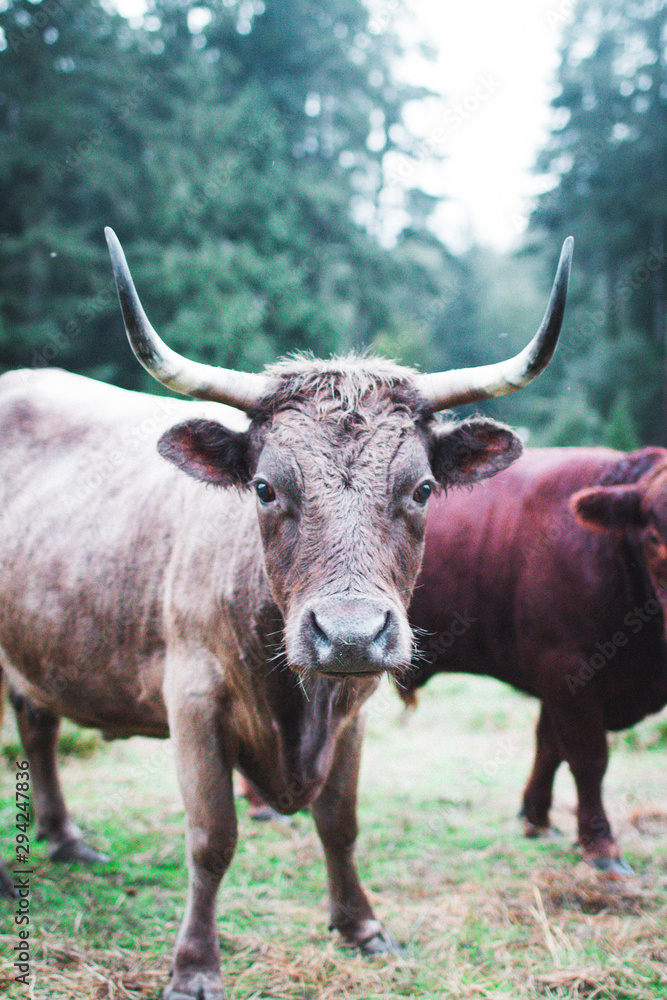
[596,447,667,487]
[570,447,667,538]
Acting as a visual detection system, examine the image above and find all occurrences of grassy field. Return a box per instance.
[1,674,666,1000]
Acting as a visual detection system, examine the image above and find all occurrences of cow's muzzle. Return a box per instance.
[290,594,411,676]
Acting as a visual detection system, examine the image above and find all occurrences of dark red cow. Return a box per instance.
[403,446,667,876]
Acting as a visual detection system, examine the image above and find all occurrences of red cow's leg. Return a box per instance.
[521,704,562,837]
[552,695,633,876]
[235,773,281,822]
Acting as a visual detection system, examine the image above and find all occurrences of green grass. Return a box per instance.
[0,718,103,765]
[1,675,666,999]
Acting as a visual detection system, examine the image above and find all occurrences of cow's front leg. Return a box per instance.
[10,692,109,863]
[553,695,633,877]
[310,714,399,955]
[165,686,238,1000]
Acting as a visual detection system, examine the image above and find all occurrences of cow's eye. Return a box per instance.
[254,480,276,504]
[413,482,432,505]
[647,527,662,546]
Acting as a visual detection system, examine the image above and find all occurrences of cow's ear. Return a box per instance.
[158,419,253,487]
[430,418,522,488]
[570,484,644,531]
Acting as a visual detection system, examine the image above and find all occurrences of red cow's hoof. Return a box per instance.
[358,928,405,956]
[248,803,283,822]
[589,854,635,878]
[523,820,562,840]
[50,838,110,864]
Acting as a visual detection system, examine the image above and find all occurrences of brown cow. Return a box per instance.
[0,230,571,998]
[403,446,667,877]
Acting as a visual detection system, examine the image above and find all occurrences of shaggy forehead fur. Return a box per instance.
[252,354,431,424]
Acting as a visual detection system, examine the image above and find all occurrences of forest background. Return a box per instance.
[1,0,666,449]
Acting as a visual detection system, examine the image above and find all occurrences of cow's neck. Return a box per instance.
[226,588,377,812]
[619,530,667,702]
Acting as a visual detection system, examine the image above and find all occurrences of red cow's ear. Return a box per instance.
[158,419,254,487]
[570,484,644,531]
[430,418,522,488]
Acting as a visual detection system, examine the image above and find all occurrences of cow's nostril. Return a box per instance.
[309,609,330,645]
[372,611,392,646]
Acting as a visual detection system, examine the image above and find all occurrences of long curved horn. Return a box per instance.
[105,228,268,411]
[418,237,573,411]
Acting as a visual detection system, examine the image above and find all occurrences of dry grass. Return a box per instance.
[1,675,666,999]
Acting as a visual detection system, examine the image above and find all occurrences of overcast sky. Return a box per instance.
[114,0,572,250]
[393,0,571,250]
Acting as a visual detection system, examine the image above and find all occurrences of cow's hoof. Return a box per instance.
[163,970,227,999]
[0,863,16,899]
[523,821,562,840]
[358,929,405,957]
[248,804,284,822]
[50,838,110,865]
[589,854,635,878]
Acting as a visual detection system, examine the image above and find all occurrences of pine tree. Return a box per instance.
[529,0,667,443]
[0,0,148,382]
[0,0,450,391]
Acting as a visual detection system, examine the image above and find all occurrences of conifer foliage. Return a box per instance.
[0,0,445,388]
[529,0,667,443]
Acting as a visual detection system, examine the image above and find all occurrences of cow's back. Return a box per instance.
[408,447,625,695]
[0,370,249,735]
